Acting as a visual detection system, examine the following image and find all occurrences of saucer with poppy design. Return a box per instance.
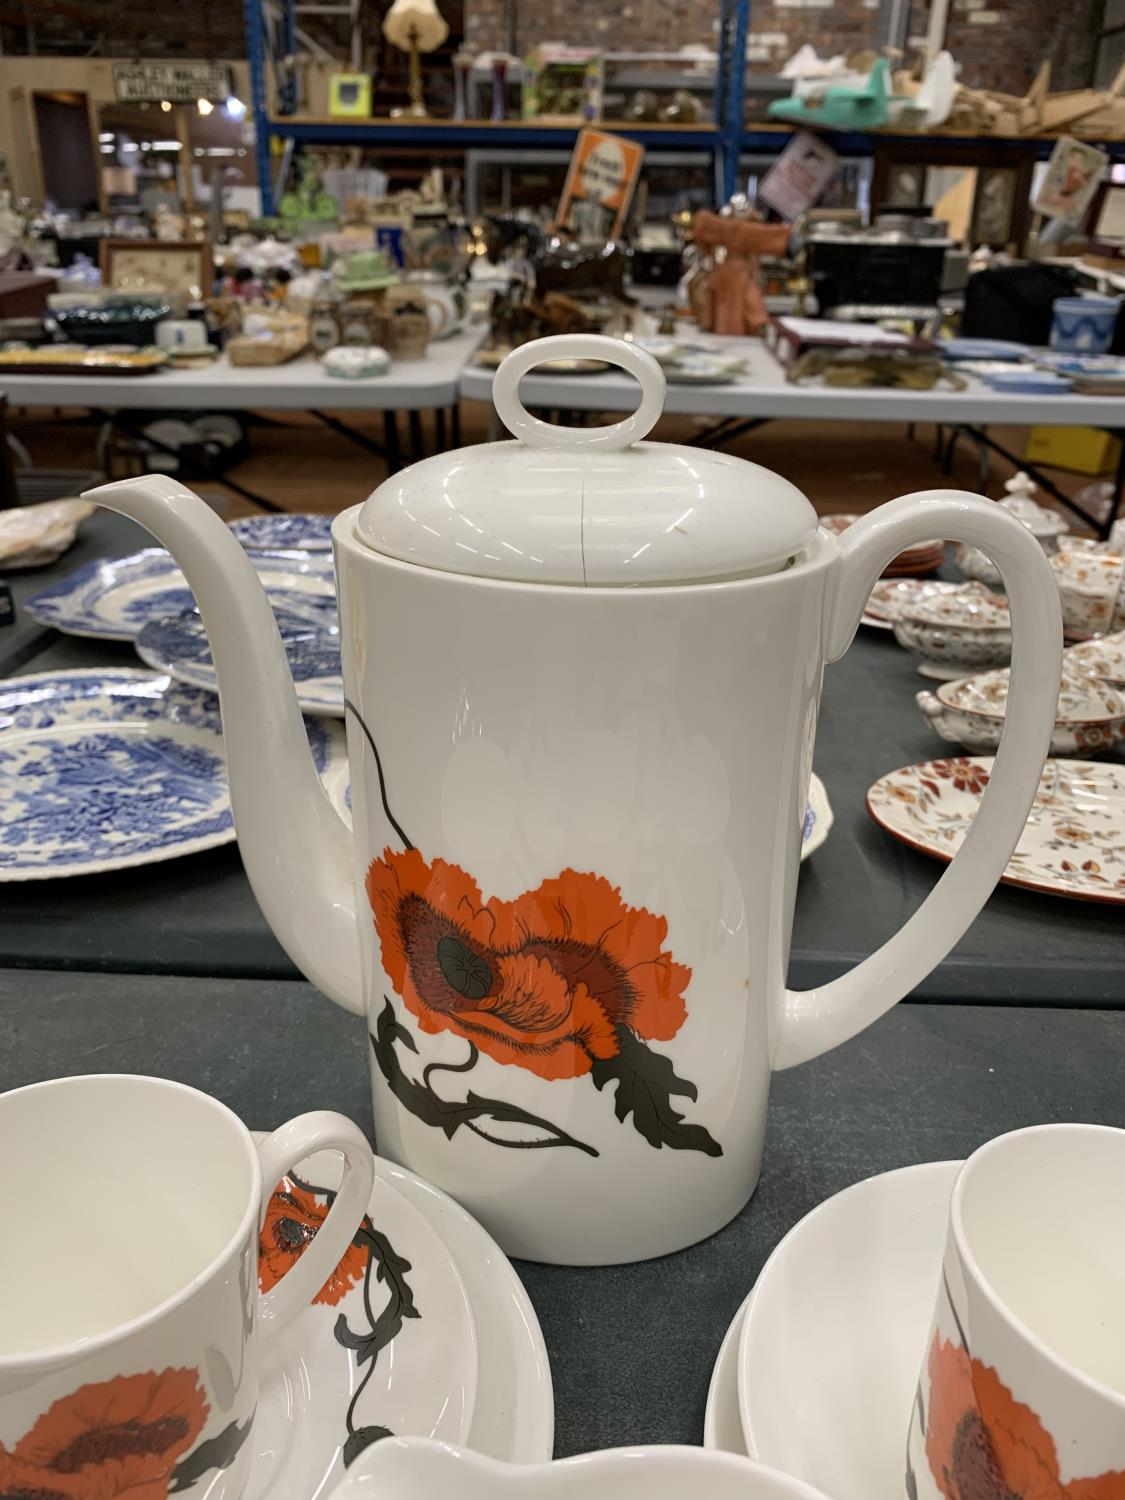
[238,1141,480,1500]
[729,1161,961,1498]
[250,1135,553,1484]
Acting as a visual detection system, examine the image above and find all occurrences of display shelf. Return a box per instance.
[267,116,719,151]
[742,125,1125,161]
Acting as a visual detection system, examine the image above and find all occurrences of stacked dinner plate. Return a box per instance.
[820,513,945,576]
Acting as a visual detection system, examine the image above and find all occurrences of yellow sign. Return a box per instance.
[556,128,645,240]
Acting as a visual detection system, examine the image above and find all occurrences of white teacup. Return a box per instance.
[0,1074,374,1499]
[331,1436,836,1499]
[907,1123,1125,1499]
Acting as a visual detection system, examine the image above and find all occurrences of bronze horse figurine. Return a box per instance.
[484,213,635,304]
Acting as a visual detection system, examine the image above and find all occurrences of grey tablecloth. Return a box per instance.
[0,512,1120,1003]
[2,968,1124,1456]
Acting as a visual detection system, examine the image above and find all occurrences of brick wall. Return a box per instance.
[465,0,1096,96]
[906,0,1098,91]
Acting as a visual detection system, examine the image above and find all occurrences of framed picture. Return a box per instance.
[971,167,1019,248]
[872,140,1037,252]
[99,239,213,301]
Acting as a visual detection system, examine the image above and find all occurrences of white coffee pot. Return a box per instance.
[88,334,1062,1266]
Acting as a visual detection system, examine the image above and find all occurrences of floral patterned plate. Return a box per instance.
[803,772,832,858]
[250,1136,554,1477]
[867,756,1125,903]
[136,598,343,717]
[24,548,335,641]
[240,1143,479,1500]
[0,668,347,880]
[864,579,963,623]
[228,513,334,552]
[734,1161,960,1497]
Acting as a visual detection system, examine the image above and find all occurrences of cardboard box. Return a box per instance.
[1024,426,1122,476]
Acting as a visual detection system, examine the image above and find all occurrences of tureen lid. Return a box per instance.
[354,334,819,585]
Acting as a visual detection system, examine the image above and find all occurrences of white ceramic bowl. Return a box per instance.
[893,582,1012,678]
[1050,547,1125,635]
[917,664,1125,755]
[331,1438,836,1500]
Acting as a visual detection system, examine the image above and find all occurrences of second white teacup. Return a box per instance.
[0,1073,374,1500]
[907,1123,1125,1499]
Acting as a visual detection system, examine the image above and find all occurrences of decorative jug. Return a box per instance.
[88,334,1062,1266]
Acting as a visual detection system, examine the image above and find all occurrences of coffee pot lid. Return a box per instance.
[354,333,819,586]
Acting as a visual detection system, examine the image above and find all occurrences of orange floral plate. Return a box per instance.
[237,1141,481,1498]
[731,1161,961,1497]
[250,1135,554,1475]
[866,757,1125,905]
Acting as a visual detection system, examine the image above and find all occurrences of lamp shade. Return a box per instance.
[383,0,449,53]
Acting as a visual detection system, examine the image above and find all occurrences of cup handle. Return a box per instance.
[775,489,1061,1070]
[255,1112,376,1335]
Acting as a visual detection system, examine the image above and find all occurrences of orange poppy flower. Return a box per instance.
[258,1176,368,1306]
[0,1448,101,1500]
[366,849,691,1081]
[924,1334,1065,1500]
[12,1369,208,1500]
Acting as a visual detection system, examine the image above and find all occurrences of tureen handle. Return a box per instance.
[775,490,1062,1070]
[492,333,666,451]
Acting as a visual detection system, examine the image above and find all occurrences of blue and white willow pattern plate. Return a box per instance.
[0,669,348,881]
[25,548,336,642]
[136,597,343,717]
[228,513,334,552]
[802,772,833,860]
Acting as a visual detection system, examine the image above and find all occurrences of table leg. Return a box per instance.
[383,411,402,474]
[451,402,462,448]
[435,406,447,452]
[96,411,285,512]
[961,424,1119,537]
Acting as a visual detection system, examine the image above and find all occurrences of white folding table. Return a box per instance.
[1,330,484,507]
[460,338,1125,535]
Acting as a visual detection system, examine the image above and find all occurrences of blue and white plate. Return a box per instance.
[802,771,832,860]
[136,598,343,717]
[981,369,1074,394]
[228,513,334,552]
[0,668,348,880]
[25,548,335,642]
[938,337,1029,362]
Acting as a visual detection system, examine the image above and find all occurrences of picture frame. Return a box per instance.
[99,239,214,302]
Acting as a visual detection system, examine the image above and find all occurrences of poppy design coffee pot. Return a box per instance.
[89,335,1062,1266]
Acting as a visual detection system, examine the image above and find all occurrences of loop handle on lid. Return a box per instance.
[493,334,666,452]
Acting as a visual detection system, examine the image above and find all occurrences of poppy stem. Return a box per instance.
[344,698,414,852]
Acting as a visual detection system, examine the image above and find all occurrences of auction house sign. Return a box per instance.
[114,62,233,104]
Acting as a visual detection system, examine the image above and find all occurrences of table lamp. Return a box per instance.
[383,0,449,119]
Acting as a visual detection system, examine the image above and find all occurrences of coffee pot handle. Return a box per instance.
[776,490,1061,1070]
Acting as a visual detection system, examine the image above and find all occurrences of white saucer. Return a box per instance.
[735,1161,961,1500]
[704,1289,753,1452]
[250,1134,552,1491]
[246,1143,478,1499]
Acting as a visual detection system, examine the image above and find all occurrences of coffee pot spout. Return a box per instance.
[84,475,364,1013]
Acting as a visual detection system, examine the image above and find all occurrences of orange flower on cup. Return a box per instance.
[924,1334,1125,1500]
[2,1368,208,1500]
[366,848,691,1082]
[258,1175,369,1306]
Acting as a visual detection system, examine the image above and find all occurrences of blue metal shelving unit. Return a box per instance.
[243,0,752,214]
[244,0,1125,215]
